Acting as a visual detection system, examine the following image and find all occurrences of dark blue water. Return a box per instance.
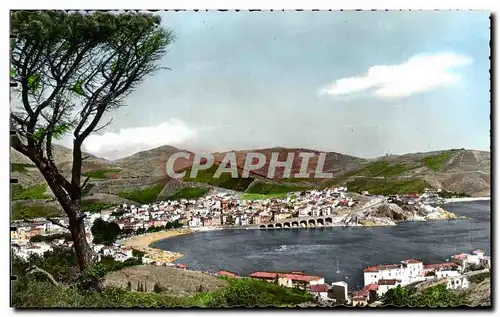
[153,201,490,290]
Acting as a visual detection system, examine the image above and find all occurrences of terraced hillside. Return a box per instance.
[10,144,491,219]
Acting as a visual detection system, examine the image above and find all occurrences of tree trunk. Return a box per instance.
[67,204,94,271]
[40,168,94,271]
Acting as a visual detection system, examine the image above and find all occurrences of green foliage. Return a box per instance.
[12,247,314,308]
[11,202,61,220]
[118,184,164,204]
[422,151,453,171]
[81,201,114,213]
[11,183,50,200]
[83,168,122,179]
[186,277,314,307]
[91,219,122,245]
[242,193,288,200]
[438,190,470,198]
[153,282,163,293]
[71,80,85,96]
[183,164,254,191]
[351,161,415,177]
[11,163,36,173]
[165,187,209,201]
[383,284,469,307]
[347,178,430,195]
[30,233,72,243]
[27,73,41,91]
[246,182,305,195]
[468,272,490,284]
[132,249,146,258]
[32,124,71,141]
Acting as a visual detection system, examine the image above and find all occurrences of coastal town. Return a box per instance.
[11,187,491,305]
[11,186,465,261]
[10,186,490,306]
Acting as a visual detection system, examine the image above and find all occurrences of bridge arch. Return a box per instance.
[308,219,316,227]
[317,218,324,227]
[267,224,274,228]
[299,220,307,228]
[292,221,299,228]
[275,223,282,228]
[259,225,267,229]
[283,222,291,228]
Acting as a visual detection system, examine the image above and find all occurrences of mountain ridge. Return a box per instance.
[10,144,491,209]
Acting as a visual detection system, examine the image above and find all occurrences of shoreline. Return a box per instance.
[445,196,490,203]
[120,228,192,263]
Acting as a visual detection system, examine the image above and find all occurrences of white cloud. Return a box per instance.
[82,119,198,160]
[320,52,472,99]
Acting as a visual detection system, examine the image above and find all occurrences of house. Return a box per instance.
[351,283,378,306]
[249,271,324,290]
[364,259,424,286]
[177,263,188,270]
[351,292,369,306]
[310,284,329,299]
[330,281,349,304]
[114,252,131,262]
[480,256,491,269]
[189,217,202,227]
[422,263,460,279]
[376,279,401,297]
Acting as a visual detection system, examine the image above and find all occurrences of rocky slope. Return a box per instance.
[341,200,466,227]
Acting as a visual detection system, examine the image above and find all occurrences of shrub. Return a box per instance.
[166,187,209,201]
[11,184,50,200]
[11,163,36,173]
[82,169,122,179]
[11,202,61,220]
[118,184,164,204]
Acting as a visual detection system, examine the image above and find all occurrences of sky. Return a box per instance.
[61,11,491,160]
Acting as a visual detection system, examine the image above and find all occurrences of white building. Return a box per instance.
[310,284,329,299]
[189,217,202,227]
[330,281,349,304]
[376,279,402,297]
[363,259,424,287]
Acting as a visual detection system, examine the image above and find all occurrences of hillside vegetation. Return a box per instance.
[12,248,315,308]
[183,164,255,192]
[9,146,490,211]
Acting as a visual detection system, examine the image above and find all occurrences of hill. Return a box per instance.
[10,144,490,218]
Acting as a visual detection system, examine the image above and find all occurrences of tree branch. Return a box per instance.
[27,265,60,286]
[46,218,70,230]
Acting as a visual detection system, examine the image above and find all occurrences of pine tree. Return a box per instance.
[137,281,140,291]
[127,281,132,291]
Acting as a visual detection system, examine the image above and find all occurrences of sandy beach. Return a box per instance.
[121,228,192,263]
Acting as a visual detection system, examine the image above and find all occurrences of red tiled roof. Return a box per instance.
[402,259,422,264]
[249,272,322,282]
[423,263,458,270]
[378,279,400,286]
[452,253,468,259]
[310,284,329,293]
[364,264,401,272]
[216,270,238,278]
[362,283,379,291]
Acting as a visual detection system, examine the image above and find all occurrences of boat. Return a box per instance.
[335,259,340,274]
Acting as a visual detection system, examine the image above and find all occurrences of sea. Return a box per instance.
[152,200,491,290]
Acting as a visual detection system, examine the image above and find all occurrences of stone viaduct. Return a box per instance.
[257,215,343,229]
